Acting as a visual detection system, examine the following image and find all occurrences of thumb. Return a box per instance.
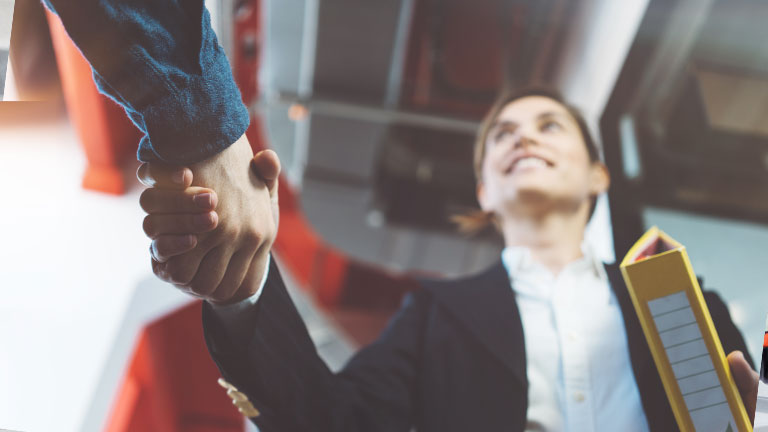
[727,350,758,424]
[251,149,281,198]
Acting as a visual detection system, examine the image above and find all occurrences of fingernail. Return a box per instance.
[173,170,186,184]
[193,193,212,208]
[195,212,215,228]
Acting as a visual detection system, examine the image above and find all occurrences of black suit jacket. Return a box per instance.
[202,258,752,432]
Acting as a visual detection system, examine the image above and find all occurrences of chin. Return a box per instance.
[492,187,552,213]
[512,188,552,205]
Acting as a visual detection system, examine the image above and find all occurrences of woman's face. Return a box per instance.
[477,96,609,218]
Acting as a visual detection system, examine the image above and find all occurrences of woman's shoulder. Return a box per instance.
[416,260,506,289]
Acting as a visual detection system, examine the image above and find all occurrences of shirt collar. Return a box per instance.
[501,241,606,281]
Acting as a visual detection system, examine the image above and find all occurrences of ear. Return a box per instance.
[588,162,610,196]
[476,182,490,211]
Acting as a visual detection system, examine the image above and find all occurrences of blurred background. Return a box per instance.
[2,0,768,430]
[0,0,13,99]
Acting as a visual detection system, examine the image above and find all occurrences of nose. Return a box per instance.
[512,131,537,149]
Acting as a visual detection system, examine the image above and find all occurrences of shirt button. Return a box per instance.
[573,392,586,403]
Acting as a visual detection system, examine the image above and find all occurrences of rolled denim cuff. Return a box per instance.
[135,47,250,164]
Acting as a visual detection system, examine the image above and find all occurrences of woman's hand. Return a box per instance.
[727,350,758,424]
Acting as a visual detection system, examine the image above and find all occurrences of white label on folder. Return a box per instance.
[648,291,737,431]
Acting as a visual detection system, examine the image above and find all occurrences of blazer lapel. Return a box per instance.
[424,261,527,388]
[605,263,653,376]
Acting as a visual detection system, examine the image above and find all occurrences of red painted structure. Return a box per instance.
[46,10,142,195]
[104,302,244,432]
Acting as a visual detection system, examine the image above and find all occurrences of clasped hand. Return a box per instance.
[137,135,280,305]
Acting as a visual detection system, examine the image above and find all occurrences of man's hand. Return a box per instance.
[137,134,281,305]
[728,350,758,424]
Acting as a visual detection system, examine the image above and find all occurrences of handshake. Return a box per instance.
[137,135,280,305]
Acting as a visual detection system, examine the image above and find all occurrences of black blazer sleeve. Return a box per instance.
[202,258,427,432]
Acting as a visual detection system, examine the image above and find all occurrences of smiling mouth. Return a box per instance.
[504,156,553,174]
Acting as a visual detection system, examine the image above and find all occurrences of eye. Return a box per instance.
[494,129,511,141]
[541,120,562,133]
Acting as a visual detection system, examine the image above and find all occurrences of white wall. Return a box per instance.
[0,0,13,100]
[554,0,652,264]
[0,0,13,50]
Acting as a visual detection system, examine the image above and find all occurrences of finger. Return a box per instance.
[161,247,209,286]
[143,211,218,238]
[252,149,281,180]
[137,163,192,189]
[188,246,232,297]
[727,350,758,423]
[235,250,270,301]
[252,150,281,197]
[140,187,218,214]
[209,247,258,303]
[150,235,197,263]
[151,256,167,281]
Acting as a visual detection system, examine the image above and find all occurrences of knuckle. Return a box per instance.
[153,240,172,262]
[152,260,173,283]
[138,190,154,213]
[264,223,277,244]
[164,258,194,286]
[146,165,161,184]
[150,257,163,275]
[189,277,216,297]
[155,236,186,257]
[225,226,242,239]
[214,226,240,244]
[207,289,231,304]
[136,164,152,186]
[195,231,217,249]
[176,286,196,298]
[143,215,157,238]
[242,230,263,250]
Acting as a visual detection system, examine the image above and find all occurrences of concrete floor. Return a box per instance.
[0,108,150,432]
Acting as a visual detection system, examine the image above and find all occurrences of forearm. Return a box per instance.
[202,260,418,432]
[42,0,249,164]
[202,259,340,431]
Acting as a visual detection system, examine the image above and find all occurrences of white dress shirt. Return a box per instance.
[502,244,650,432]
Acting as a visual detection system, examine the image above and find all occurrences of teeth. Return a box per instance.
[514,157,548,170]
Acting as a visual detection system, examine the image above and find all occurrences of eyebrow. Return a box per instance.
[489,120,518,131]
[538,111,571,122]
[489,111,571,131]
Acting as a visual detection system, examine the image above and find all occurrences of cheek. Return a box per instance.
[558,163,594,197]
[557,142,592,177]
[480,152,500,183]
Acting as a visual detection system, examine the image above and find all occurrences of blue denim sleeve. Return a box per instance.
[41,0,250,164]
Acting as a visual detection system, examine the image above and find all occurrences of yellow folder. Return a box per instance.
[620,227,751,432]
